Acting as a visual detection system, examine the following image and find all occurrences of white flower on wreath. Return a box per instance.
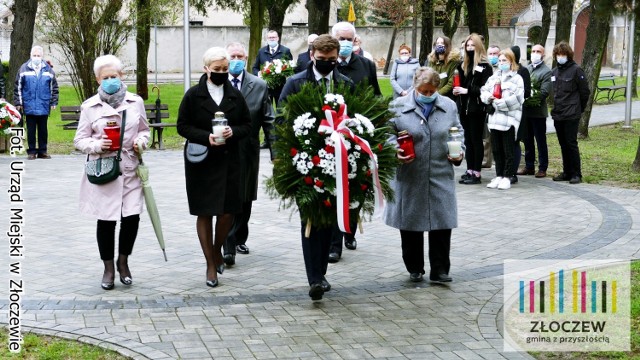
[349,200,360,209]
[296,160,309,174]
[299,152,309,159]
[353,114,375,136]
[324,93,345,106]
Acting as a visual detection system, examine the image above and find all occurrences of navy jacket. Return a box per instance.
[336,53,381,96]
[14,60,59,116]
[278,61,354,110]
[251,45,293,75]
[295,51,311,74]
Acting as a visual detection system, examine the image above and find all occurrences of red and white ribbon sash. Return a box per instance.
[318,103,384,233]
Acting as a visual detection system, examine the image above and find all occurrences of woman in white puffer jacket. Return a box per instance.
[480,49,524,190]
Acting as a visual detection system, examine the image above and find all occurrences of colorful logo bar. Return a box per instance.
[519,269,618,314]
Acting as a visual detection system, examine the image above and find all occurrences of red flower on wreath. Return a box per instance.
[304,176,313,185]
[312,155,321,165]
[290,148,298,156]
[366,169,372,177]
[315,179,324,187]
[377,143,383,151]
[324,144,334,154]
[360,184,368,191]
[323,199,332,207]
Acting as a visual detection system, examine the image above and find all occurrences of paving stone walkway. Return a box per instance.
[1,142,638,359]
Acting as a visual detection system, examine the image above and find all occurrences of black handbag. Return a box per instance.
[186,140,208,163]
[85,111,126,185]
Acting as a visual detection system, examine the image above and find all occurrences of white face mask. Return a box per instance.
[556,56,568,65]
[31,57,42,66]
[531,53,542,64]
[400,55,410,62]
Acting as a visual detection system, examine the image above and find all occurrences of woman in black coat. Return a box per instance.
[453,33,492,185]
[177,47,251,288]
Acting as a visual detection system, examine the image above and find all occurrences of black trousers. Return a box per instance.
[329,220,357,255]
[523,116,549,171]
[300,222,332,286]
[223,200,253,255]
[460,112,485,172]
[96,215,140,260]
[25,114,49,155]
[491,127,515,178]
[554,118,582,178]
[399,229,451,275]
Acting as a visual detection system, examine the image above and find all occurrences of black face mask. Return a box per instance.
[466,50,475,60]
[314,59,337,76]
[209,72,228,86]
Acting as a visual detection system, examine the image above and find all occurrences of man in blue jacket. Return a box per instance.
[14,46,59,160]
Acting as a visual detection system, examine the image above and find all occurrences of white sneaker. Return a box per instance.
[498,177,511,190]
[487,177,502,189]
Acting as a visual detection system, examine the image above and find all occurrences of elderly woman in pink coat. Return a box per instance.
[74,55,150,290]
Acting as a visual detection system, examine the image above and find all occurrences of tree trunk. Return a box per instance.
[419,0,433,65]
[578,3,611,139]
[555,0,573,45]
[631,9,640,98]
[136,0,150,100]
[8,0,38,103]
[633,137,640,172]
[248,0,265,72]
[538,0,552,46]
[307,0,330,35]
[465,0,488,47]
[267,0,291,40]
[411,4,418,53]
[384,27,398,75]
[442,0,462,39]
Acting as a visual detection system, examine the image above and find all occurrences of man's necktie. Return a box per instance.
[232,78,240,90]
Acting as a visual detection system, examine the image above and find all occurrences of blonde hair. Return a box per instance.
[203,47,229,67]
[462,33,488,76]
[499,49,518,72]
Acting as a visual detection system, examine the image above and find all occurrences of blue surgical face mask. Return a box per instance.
[101,78,121,95]
[31,57,42,66]
[556,56,568,65]
[488,56,498,66]
[498,63,511,72]
[267,40,278,48]
[435,44,446,54]
[229,59,245,75]
[339,40,353,57]
[416,91,437,105]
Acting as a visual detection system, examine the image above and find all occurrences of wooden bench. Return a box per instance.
[595,74,626,103]
[60,104,173,150]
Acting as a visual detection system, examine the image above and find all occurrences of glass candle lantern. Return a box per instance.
[397,130,416,160]
[447,127,463,158]
[211,111,228,144]
[104,120,121,151]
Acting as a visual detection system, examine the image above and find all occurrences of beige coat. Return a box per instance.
[74,92,150,221]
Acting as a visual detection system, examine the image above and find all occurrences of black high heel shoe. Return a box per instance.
[206,279,219,288]
[216,263,225,275]
[116,264,133,286]
[101,281,114,290]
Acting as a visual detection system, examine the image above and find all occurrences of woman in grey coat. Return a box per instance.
[389,44,421,99]
[384,67,465,283]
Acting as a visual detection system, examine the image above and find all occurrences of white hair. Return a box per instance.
[203,47,229,66]
[331,22,356,37]
[307,34,319,44]
[226,42,247,56]
[30,46,44,56]
[93,55,123,77]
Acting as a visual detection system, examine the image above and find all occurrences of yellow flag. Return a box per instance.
[348,2,356,23]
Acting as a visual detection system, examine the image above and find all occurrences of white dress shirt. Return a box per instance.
[206,81,224,105]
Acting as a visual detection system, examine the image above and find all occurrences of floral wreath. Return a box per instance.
[260,58,296,90]
[0,101,22,135]
[266,82,397,232]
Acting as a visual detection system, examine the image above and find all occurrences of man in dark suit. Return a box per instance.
[223,42,275,266]
[252,30,293,150]
[278,34,354,301]
[294,33,318,74]
[327,22,381,264]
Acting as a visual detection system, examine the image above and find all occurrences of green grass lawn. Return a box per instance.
[0,328,128,359]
